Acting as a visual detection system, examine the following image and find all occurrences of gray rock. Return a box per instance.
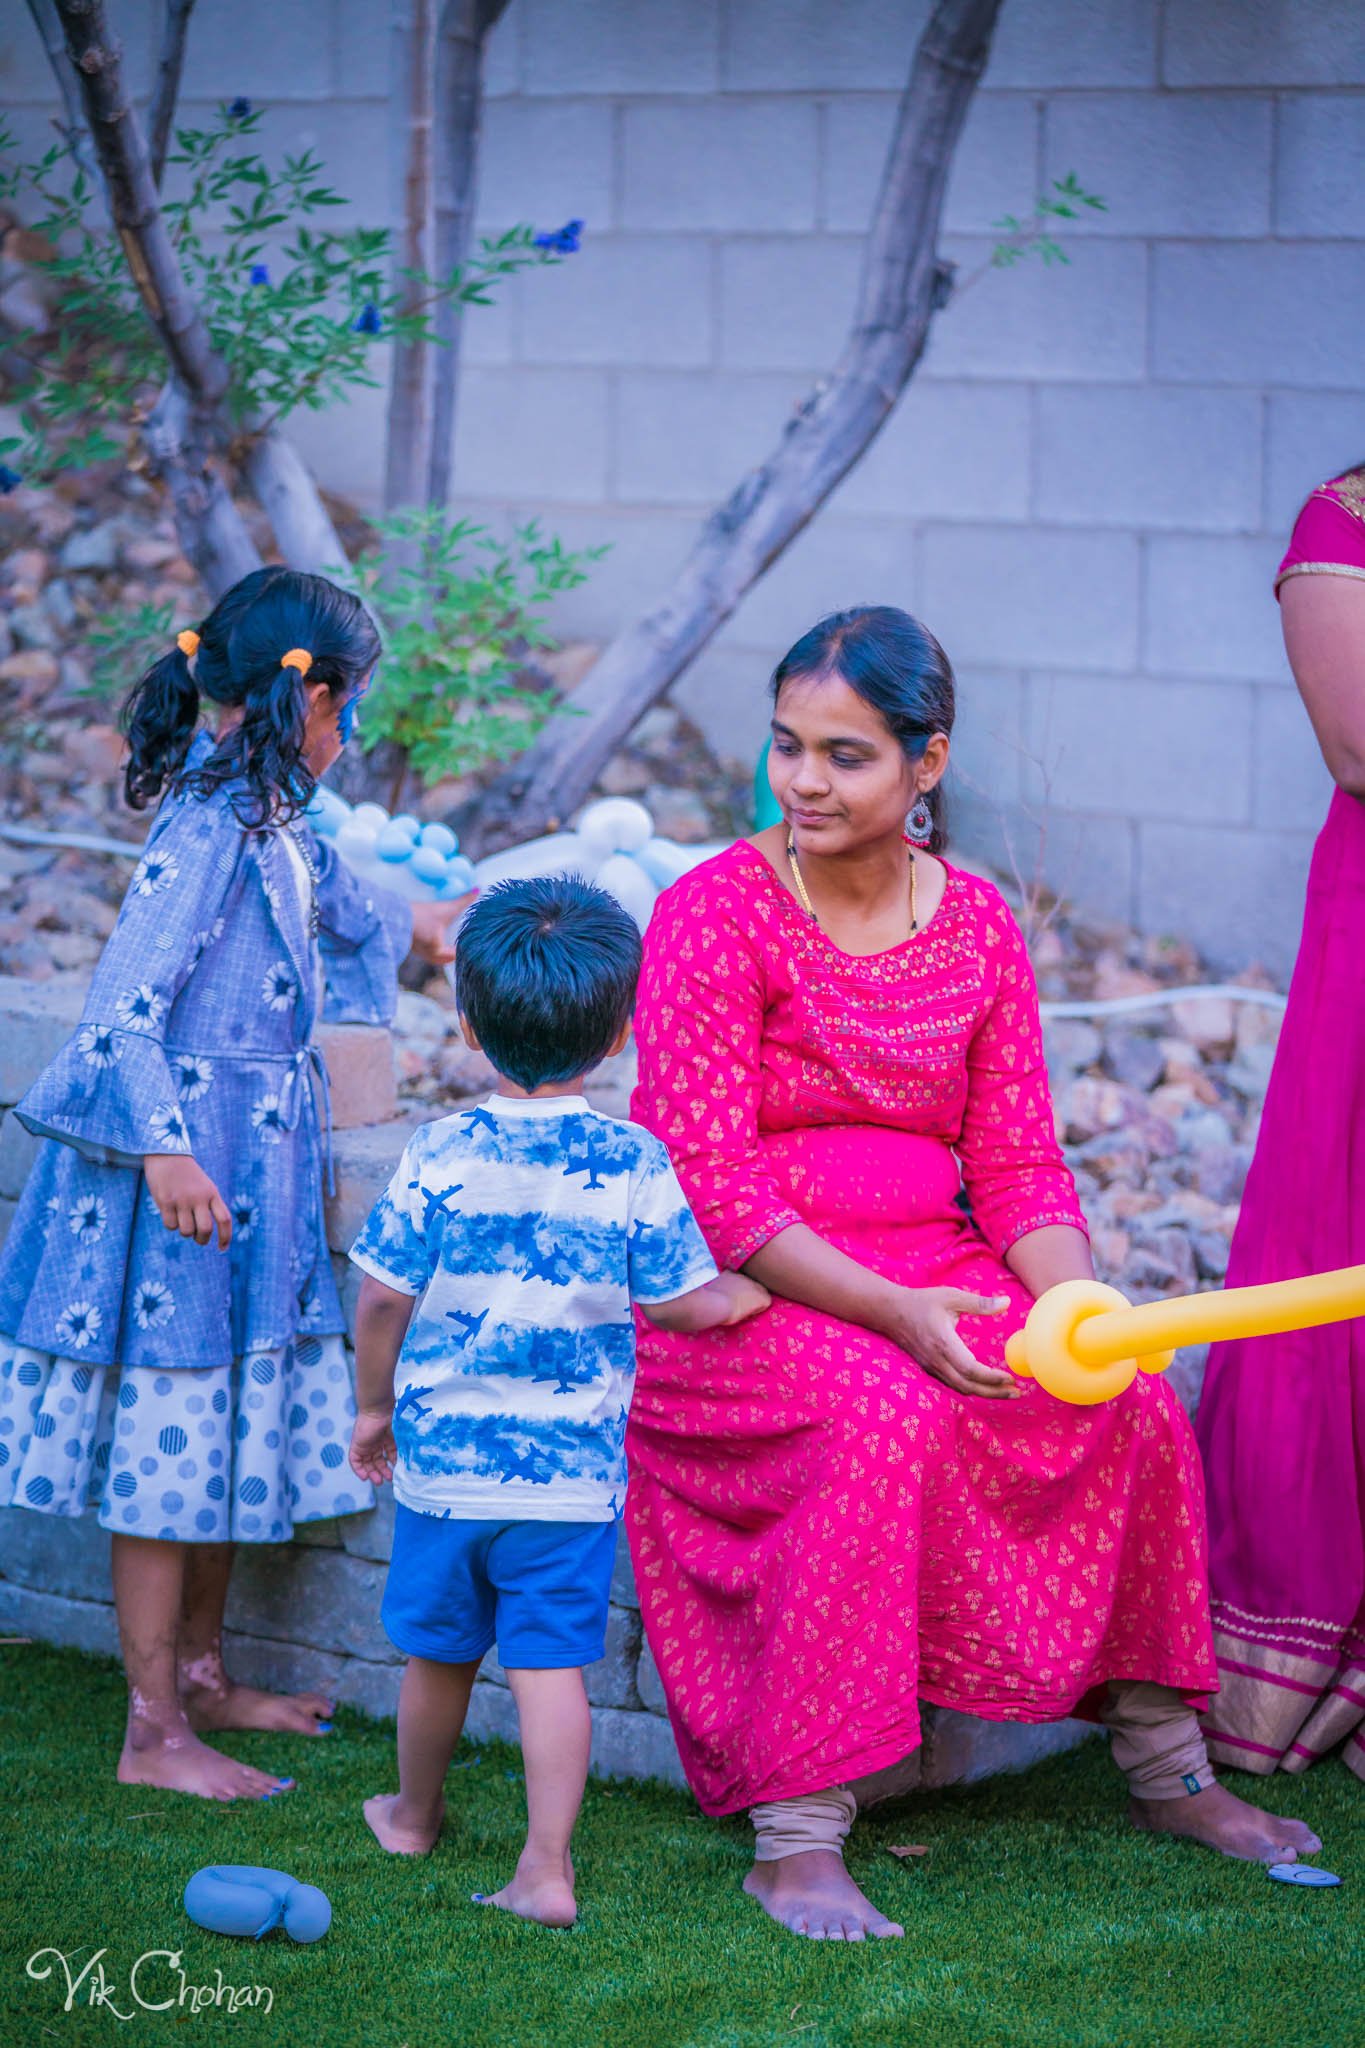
[0,613,13,662]
[644,785,712,845]
[1192,1229,1230,1281]
[9,603,57,651]
[1042,1018,1102,1076]
[1103,1029,1165,1094]
[41,577,78,631]
[597,753,652,797]
[59,520,120,573]
[631,706,680,754]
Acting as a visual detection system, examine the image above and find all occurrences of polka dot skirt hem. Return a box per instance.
[0,1332,374,1543]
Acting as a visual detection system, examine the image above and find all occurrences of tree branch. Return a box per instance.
[384,0,437,510]
[148,0,196,188]
[464,0,1005,856]
[22,0,100,185]
[426,0,509,503]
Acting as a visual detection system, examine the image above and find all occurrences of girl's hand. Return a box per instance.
[410,890,478,968]
[710,1271,773,1325]
[144,1154,232,1249]
[349,1407,397,1485]
[877,1285,1017,1399]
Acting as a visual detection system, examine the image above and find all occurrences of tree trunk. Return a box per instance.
[425,0,508,504]
[464,0,1005,857]
[384,0,437,511]
[243,433,349,576]
[22,0,99,184]
[148,0,196,189]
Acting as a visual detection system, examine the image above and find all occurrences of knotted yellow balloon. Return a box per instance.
[1006,1264,1365,1405]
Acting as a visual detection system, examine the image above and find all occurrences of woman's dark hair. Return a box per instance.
[455,874,642,1093]
[769,605,955,852]
[121,565,381,825]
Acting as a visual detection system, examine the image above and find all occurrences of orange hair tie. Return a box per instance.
[176,629,200,658]
[281,647,314,677]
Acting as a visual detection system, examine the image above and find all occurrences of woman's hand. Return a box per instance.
[144,1154,232,1249]
[877,1285,1017,1399]
[349,1406,397,1485]
[409,890,478,968]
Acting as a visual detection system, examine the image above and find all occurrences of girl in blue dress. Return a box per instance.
[0,566,465,1801]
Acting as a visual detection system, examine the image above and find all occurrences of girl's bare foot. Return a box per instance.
[1130,1781,1323,1862]
[119,1695,293,1803]
[743,1850,904,1941]
[179,1644,334,1736]
[474,1851,577,1928]
[363,1791,445,1855]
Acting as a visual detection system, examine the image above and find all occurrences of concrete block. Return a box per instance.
[519,237,713,368]
[454,368,611,501]
[680,648,783,769]
[588,1704,687,1788]
[921,526,1139,673]
[517,508,701,644]
[610,1536,639,1609]
[340,1484,397,1563]
[1253,689,1334,833]
[0,1508,110,1604]
[485,1604,642,1708]
[1035,388,1262,534]
[477,99,615,234]
[1139,823,1313,978]
[917,1706,1096,1788]
[823,93,1038,238]
[224,1545,392,1662]
[636,1638,669,1716]
[1264,395,1365,535]
[717,237,863,371]
[928,238,1147,385]
[325,1111,431,1252]
[333,1654,404,1722]
[1143,535,1289,683]
[181,0,330,99]
[986,0,1158,87]
[832,381,1032,524]
[218,1629,347,1701]
[1025,675,1254,826]
[1152,243,1365,391]
[945,669,1028,813]
[317,1024,397,1131]
[0,1112,38,1202]
[721,0,928,91]
[622,100,818,233]
[0,0,153,100]
[952,787,1137,929]
[1043,94,1272,239]
[613,371,809,507]
[717,514,917,656]
[464,1677,521,1746]
[522,0,721,93]
[0,1581,119,1657]
[291,1516,343,1548]
[1276,94,1365,237]
[1163,1,1365,87]
[0,976,84,1107]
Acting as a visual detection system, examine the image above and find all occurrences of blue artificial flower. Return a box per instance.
[533,218,584,255]
[228,97,252,120]
[249,262,270,286]
[0,464,21,494]
[353,302,382,335]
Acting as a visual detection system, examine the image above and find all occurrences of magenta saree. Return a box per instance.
[1195,473,1365,1783]
[627,845,1214,1816]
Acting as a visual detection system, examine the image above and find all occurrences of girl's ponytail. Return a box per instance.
[121,632,201,811]
[236,659,316,826]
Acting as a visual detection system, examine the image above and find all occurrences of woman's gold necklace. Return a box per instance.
[786,832,918,936]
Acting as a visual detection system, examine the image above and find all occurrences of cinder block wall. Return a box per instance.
[3,0,1361,971]
[0,979,1091,1789]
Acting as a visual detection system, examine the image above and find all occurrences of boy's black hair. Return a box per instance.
[454,874,642,1093]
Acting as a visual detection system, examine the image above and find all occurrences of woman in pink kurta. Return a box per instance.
[628,607,1320,1941]
[1197,470,1365,1783]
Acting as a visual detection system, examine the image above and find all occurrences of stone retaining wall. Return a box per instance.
[0,974,1091,1790]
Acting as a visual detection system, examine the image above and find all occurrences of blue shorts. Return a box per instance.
[381,1504,618,1669]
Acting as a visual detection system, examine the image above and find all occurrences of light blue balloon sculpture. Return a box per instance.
[183,1865,331,1943]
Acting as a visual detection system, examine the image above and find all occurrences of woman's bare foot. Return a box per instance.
[743,1850,904,1941]
[363,1792,445,1855]
[1130,1781,1323,1863]
[474,1851,577,1928]
[118,1697,293,1803]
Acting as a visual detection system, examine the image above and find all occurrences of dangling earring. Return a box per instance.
[906,792,933,847]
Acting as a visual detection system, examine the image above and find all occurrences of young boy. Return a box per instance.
[347,874,769,1927]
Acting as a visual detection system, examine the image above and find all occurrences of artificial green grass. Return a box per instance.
[0,1642,1359,2048]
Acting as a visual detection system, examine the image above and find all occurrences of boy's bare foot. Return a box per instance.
[119,1703,293,1803]
[1130,1781,1323,1863]
[474,1851,577,1928]
[363,1792,445,1855]
[743,1850,904,1941]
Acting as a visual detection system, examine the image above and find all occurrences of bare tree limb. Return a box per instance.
[148,0,196,188]
[242,432,349,575]
[22,0,99,184]
[384,0,437,510]
[464,0,1005,856]
[426,0,509,503]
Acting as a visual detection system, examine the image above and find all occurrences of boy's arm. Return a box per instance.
[348,1274,416,1484]
[637,1269,771,1333]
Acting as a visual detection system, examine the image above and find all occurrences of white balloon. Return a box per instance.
[577,798,653,854]
[473,832,608,891]
[592,852,660,931]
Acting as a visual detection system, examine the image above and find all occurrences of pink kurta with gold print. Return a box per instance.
[627,844,1215,1816]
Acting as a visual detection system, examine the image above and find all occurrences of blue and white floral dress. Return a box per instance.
[0,733,412,1543]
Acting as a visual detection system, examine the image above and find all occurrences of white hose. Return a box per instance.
[0,821,144,858]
